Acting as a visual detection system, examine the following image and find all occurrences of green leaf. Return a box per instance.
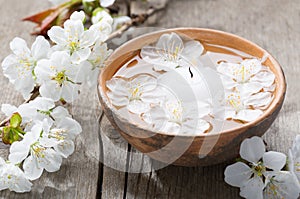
[1,127,19,145]
[10,113,22,128]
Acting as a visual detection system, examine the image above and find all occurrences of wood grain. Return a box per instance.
[0,0,299,198]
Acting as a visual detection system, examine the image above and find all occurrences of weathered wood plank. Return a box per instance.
[0,1,101,198]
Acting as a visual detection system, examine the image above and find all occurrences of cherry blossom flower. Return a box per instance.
[0,157,32,193]
[142,100,210,135]
[106,75,162,114]
[112,16,131,31]
[39,117,82,158]
[85,41,113,87]
[140,32,204,71]
[1,36,50,99]
[35,51,82,102]
[224,136,287,199]
[263,171,300,199]
[217,58,275,94]
[9,121,63,180]
[48,12,97,63]
[91,9,113,25]
[224,90,273,122]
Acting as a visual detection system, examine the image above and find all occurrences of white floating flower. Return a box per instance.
[9,121,63,180]
[35,51,82,102]
[217,58,275,93]
[140,32,204,71]
[224,136,287,199]
[85,41,112,87]
[264,171,300,199]
[224,90,272,122]
[142,100,210,135]
[0,157,32,193]
[1,36,50,99]
[48,12,97,63]
[70,11,85,22]
[106,75,162,114]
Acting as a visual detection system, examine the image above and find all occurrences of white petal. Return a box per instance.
[56,117,82,140]
[23,155,43,180]
[48,26,68,46]
[31,36,50,60]
[100,0,115,7]
[236,82,263,96]
[54,139,75,158]
[30,97,55,111]
[40,149,62,172]
[9,37,30,56]
[264,171,300,199]
[240,176,265,199]
[39,82,62,102]
[263,151,287,171]
[112,16,131,30]
[240,136,265,163]
[1,104,17,116]
[71,48,91,63]
[224,162,252,187]
[234,109,263,122]
[127,100,150,114]
[9,141,30,164]
[60,83,79,102]
[251,70,275,88]
[70,11,85,22]
[51,106,71,121]
[245,92,272,108]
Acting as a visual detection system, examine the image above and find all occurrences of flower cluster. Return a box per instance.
[217,58,275,122]
[0,10,113,193]
[0,97,82,192]
[224,136,300,199]
[106,33,211,135]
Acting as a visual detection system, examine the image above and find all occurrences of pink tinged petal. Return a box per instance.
[31,36,51,60]
[240,176,265,199]
[54,139,75,158]
[240,136,265,163]
[10,37,31,57]
[234,109,263,122]
[48,26,68,46]
[100,0,116,7]
[224,162,253,187]
[39,148,62,172]
[1,104,17,116]
[61,83,79,102]
[263,151,287,171]
[23,155,43,180]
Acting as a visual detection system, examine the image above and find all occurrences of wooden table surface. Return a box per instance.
[0,0,299,198]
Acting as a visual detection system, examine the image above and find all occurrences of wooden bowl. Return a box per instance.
[98,28,286,167]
